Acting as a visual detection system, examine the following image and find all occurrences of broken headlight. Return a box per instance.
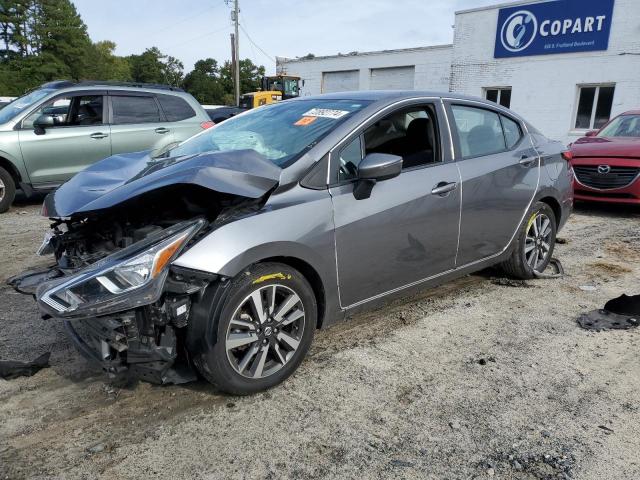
[37,219,204,317]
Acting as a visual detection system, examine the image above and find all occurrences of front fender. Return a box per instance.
[172,186,343,326]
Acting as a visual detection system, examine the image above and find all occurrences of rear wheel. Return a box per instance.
[192,262,316,395]
[0,167,16,214]
[501,201,557,279]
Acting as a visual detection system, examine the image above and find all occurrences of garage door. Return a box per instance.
[370,66,415,90]
[322,70,359,93]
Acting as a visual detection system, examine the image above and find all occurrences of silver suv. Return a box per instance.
[0,81,212,212]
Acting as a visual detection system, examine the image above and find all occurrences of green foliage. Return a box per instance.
[0,0,265,104]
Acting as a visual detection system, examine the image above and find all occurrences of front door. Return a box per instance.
[446,102,540,265]
[18,93,111,186]
[330,103,461,307]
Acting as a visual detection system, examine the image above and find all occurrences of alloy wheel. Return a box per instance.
[0,177,5,203]
[525,213,552,272]
[225,283,306,379]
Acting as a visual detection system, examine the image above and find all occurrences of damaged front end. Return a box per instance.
[8,149,281,384]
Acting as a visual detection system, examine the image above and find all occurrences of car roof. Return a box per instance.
[621,109,640,115]
[37,80,186,95]
[292,90,525,121]
[295,90,490,103]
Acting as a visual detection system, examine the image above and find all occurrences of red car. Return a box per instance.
[569,110,640,204]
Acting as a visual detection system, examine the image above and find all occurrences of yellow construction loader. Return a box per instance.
[239,75,301,109]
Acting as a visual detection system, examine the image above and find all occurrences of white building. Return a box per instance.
[277,0,640,144]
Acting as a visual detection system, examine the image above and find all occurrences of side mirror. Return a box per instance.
[33,114,56,135]
[585,130,598,137]
[353,153,403,200]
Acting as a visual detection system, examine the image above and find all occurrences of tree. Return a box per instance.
[219,58,265,101]
[84,40,131,81]
[182,58,224,104]
[128,47,184,86]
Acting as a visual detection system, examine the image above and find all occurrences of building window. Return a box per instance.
[574,84,615,130]
[485,88,511,108]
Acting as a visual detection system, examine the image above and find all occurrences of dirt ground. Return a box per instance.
[1,198,639,480]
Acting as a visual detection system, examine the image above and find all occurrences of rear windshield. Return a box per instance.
[168,99,371,167]
[598,115,640,138]
[0,88,54,124]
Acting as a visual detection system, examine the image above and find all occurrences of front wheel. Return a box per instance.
[0,167,16,214]
[191,262,316,395]
[500,201,557,279]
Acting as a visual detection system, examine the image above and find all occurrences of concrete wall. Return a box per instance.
[279,45,453,96]
[450,0,640,144]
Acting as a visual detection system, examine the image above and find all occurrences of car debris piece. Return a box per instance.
[577,294,640,331]
[603,294,640,317]
[0,352,50,380]
[533,258,564,279]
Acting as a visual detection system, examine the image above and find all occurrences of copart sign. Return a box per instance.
[494,0,615,58]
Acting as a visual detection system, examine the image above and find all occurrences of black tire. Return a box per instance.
[0,166,16,214]
[501,201,557,280]
[191,262,316,395]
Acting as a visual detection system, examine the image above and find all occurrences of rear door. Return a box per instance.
[445,101,540,265]
[156,93,203,143]
[108,92,174,155]
[18,91,111,186]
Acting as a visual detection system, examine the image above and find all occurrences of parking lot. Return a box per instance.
[0,200,638,479]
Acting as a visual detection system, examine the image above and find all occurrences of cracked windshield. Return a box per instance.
[168,99,371,166]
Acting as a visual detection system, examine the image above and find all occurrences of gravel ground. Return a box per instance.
[1,199,639,480]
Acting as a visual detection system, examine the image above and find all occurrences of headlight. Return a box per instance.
[37,220,204,317]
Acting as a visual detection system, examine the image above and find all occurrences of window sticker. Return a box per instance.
[302,108,350,119]
[294,116,317,126]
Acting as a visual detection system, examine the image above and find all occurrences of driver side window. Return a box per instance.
[23,95,104,129]
[334,103,440,183]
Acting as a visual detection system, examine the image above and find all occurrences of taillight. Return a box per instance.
[561,150,573,162]
[200,121,215,129]
[40,201,48,217]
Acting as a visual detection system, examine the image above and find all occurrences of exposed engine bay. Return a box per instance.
[10,186,266,384]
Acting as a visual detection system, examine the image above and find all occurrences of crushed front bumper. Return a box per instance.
[62,310,197,384]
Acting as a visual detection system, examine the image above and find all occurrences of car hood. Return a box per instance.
[571,136,640,159]
[44,149,282,218]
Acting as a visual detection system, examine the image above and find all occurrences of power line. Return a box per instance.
[166,24,230,50]
[147,4,224,39]
[238,22,275,64]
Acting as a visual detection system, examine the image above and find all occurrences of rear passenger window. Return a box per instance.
[451,105,506,158]
[111,96,161,124]
[501,115,522,149]
[157,94,196,122]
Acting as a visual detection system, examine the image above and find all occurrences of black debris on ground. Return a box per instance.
[490,277,533,288]
[577,294,640,331]
[479,447,577,479]
[0,352,50,380]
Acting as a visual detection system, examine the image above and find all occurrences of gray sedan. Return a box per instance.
[11,91,573,394]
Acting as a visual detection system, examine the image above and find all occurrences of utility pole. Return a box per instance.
[232,0,240,106]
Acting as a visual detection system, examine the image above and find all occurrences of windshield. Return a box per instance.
[598,115,640,138]
[168,99,371,167]
[0,88,54,124]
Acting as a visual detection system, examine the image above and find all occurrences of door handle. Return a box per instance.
[90,132,108,139]
[519,154,536,167]
[431,181,458,196]
[155,127,170,134]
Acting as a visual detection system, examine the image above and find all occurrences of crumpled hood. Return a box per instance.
[44,149,282,217]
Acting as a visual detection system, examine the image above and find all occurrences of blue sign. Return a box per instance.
[494,0,615,58]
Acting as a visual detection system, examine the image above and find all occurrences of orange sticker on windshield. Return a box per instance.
[294,116,317,126]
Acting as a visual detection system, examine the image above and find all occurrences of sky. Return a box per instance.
[73,0,500,73]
